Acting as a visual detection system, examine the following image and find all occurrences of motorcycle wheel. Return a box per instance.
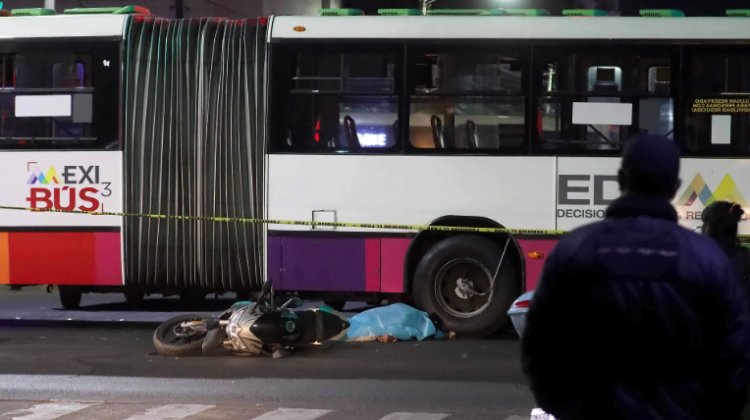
[153,313,216,356]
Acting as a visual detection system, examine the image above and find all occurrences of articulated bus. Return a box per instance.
[2,6,750,336]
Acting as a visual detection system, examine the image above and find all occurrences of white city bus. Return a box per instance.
[0,11,126,305]
[1,6,749,337]
[265,9,750,336]
[0,7,269,309]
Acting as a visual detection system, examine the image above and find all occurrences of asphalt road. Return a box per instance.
[0,324,535,419]
[0,285,538,419]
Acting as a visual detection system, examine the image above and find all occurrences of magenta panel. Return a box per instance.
[381,238,410,293]
[94,232,123,286]
[517,238,558,291]
[365,238,381,292]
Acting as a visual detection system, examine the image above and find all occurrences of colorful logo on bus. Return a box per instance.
[677,173,748,207]
[25,162,112,212]
[27,165,61,185]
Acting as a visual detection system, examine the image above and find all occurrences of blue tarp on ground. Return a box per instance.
[343,303,441,342]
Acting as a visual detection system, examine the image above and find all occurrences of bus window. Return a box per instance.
[275,49,399,152]
[410,97,525,149]
[409,50,526,152]
[535,47,674,153]
[685,49,750,155]
[0,41,119,150]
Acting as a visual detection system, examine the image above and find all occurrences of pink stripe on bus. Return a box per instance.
[381,238,410,293]
[517,239,558,291]
[365,238,381,292]
[94,232,124,286]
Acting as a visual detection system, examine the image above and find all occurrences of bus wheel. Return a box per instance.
[59,286,82,310]
[413,235,517,338]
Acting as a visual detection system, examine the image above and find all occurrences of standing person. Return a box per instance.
[702,201,750,293]
[521,134,750,419]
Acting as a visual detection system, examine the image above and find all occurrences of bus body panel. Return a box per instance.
[2,231,122,286]
[267,234,411,293]
[557,157,750,234]
[0,151,123,286]
[0,15,128,40]
[0,151,122,226]
[267,154,557,294]
[268,155,750,294]
[270,16,750,41]
[516,238,558,291]
[267,154,557,232]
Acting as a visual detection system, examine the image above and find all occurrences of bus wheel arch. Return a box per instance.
[406,216,524,338]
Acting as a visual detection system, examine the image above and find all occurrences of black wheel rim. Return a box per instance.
[434,258,494,319]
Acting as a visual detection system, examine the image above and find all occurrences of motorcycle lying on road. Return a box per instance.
[153,280,350,358]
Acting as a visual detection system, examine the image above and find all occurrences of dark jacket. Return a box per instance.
[522,194,750,420]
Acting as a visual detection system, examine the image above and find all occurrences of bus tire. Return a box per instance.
[413,235,517,338]
[59,286,82,310]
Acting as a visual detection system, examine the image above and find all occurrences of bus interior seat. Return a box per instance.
[343,115,361,151]
[466,119,479,148]
[431,115,445,149]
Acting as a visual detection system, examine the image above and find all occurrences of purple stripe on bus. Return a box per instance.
[267,236,283,286]
[270,236,366,292]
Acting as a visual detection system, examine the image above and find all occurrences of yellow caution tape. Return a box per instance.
[0,205,566,236]
[5,205,745,241]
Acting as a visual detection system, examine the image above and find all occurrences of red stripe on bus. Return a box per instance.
[8,232,96,285]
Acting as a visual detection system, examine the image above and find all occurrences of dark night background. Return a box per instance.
[339,0,749,16]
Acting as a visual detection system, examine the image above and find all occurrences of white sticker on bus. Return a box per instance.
[15,95,72,118]
[711,115,731,145]
[572,102,632,126]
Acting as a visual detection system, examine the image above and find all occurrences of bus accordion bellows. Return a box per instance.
[1,8,749,337]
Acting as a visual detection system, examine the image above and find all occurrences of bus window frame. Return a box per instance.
[0,37,121,151]
[403,43,531,156]
[682,45,750,157]
[267,42,405,155]
[529,42,679,157]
